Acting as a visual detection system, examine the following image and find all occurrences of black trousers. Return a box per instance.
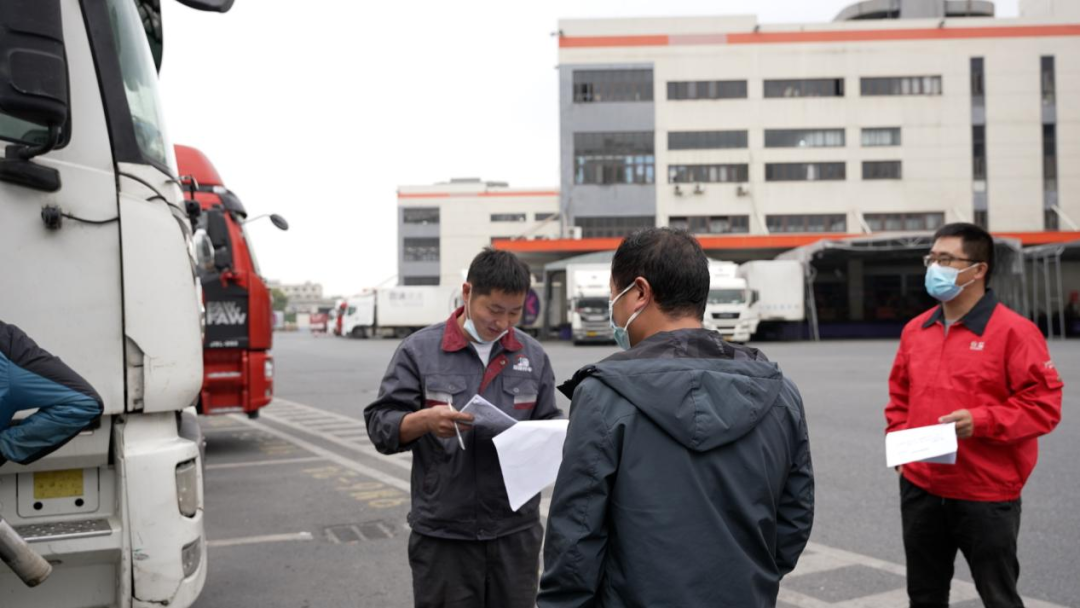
[900,476,1024,608]
[408,524,543,608]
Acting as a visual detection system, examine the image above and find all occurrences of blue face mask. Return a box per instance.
[464,297,507,345]
[609,283,645,351]
[925,263,979,302]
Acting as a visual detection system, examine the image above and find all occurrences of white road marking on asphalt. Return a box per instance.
[205,456,326,471]
[231,414,411,492]
[208,532,313,548]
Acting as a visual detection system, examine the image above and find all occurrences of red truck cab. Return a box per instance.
[176,145,287,418]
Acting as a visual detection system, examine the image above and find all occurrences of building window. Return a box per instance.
[970,57,985,99]
[667,80,747,100]
[668,164,749,183]
[491,213,526,223]
[1041,56,1055,106]
[1045,210,1060,231]
[764,79,845,98]
[861,76,942,96]
[862,127,901,147]
[764,129,845,148]
[974,210,988,229]
[403,237,439,262]
[668,130,748,150]
[668,215,750,234]
[863,161,902,180]
[574,132,655,185]
[765,162,846,182]
[574,216,655,238]
[972,125,987,181]
[402,207,439,225]
[766,214,847,233]
[402,276,440,286]
[573,69,654,103]
[865,212,944,232]
[535,212,556,221]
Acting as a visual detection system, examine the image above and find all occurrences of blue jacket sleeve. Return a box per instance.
[0,322,104,465]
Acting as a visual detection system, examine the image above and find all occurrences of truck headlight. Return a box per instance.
[181,538,202,579]
[264,359,274,380]
[175,459,199,518]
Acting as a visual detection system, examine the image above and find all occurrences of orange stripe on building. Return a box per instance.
[398,191,559,200]
[559,35,669,48]
[493,231,1080,253]
[560,24,1080,49]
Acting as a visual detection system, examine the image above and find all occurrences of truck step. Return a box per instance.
[13,518,112,543]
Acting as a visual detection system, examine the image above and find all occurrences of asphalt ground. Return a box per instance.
[193,332,1080,608]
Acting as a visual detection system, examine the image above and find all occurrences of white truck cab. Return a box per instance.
[704,261,759,344]
[566,263,614,344]
[0,1,232,606]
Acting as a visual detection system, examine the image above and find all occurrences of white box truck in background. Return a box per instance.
[739,261,806,322]
[566,264,614,344]
[342,292,377,338]
[339,288,441,340]
[704,261,758,343]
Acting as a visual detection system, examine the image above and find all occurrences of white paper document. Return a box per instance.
[885,422,958,469]
[493,420,570,511]
[461,395,518,435]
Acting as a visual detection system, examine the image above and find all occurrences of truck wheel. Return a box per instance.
[247,410,261,420]
[351,327,365,339]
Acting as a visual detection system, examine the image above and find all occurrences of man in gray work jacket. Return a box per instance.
[365,248,561,608]
[538,228,814,608]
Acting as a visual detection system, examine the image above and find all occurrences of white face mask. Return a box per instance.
[464,296,507,345]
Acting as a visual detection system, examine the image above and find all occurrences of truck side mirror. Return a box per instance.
[270,214,289,231]
[175,0,236,12]
[0,0,69,191]
[204,208,233,271]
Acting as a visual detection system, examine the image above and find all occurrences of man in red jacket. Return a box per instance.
[885,223,1063,608]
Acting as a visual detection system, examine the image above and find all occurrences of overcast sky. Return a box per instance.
[159,0,1021,297]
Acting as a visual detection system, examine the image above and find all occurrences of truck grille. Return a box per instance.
[712,312,739,320]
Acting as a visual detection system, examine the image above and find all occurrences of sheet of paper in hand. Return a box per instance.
[885,422,958,469]
[461,394,518,435]
[493,420,570,511]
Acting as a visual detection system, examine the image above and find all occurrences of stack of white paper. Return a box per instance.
[461,395,517,434]
[885,422,958,468]
[493,420,570,511]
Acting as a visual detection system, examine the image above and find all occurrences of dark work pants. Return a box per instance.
[408,524,543,608]
[900,476,1024,608]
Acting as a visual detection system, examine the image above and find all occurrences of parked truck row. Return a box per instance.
[322,259,805,345]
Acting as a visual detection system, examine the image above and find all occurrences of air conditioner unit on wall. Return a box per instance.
[693,184,705,195]
[674,185,684,196]
[736,185,750,197]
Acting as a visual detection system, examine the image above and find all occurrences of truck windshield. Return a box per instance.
[106,0,171,168]
[576,298,608,311]
[708,289,746,305]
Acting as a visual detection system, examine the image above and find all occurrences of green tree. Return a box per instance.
[271,288,289,312]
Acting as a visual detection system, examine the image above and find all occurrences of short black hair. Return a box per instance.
[932,222,995,286]
[466,248,531,296]
[611,228,710,319]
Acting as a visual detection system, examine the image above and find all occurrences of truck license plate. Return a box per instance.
[34,469,84,500]
[586,331,598,337]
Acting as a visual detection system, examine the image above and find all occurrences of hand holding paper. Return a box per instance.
[885,422,958,469]
[461,395,518,435]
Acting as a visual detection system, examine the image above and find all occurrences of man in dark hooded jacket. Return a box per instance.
[537,228,814,608]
